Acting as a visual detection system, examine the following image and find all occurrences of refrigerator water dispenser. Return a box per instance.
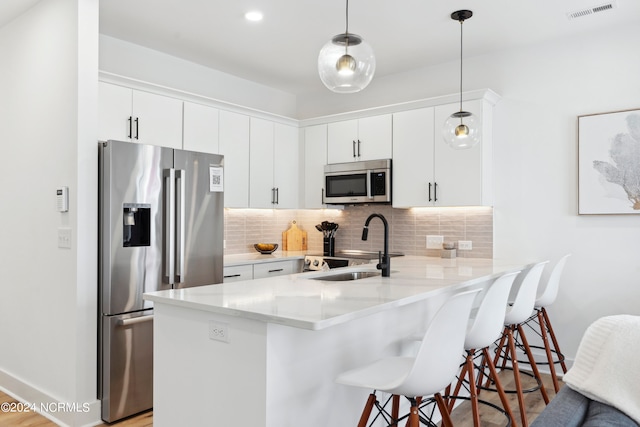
[123,203,151,247]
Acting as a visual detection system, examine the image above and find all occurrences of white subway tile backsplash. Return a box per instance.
[224,206,493,258]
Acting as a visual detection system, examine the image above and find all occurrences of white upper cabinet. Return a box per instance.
[249,118,275,208]
[183,101,219,153]
[303,125,328,209]
[249,118,299,209]
[327,114,392,164]
[219,110,250,208]
[392,107,436,207]
[393,99,492,207]
[273,123,299,209]
[98,82,183,149]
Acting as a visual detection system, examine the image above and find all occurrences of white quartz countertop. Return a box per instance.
[144,256,534,330]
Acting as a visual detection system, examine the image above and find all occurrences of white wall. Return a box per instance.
[0,0,99,426]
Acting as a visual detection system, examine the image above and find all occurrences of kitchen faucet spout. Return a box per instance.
[362,213,390,277]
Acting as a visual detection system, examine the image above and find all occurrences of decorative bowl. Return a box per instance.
[254,243,278,254]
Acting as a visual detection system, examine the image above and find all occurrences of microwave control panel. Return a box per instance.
[371,172,387,195]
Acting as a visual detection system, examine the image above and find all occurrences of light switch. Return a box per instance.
[58,228,72,249]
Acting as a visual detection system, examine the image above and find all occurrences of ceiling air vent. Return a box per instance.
[567,1,617,20]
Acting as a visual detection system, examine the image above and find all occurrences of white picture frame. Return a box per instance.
[578,108,640,214]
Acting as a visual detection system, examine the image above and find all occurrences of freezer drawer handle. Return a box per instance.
[117,315,154,327]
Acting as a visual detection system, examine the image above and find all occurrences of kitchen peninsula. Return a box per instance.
[144,256,533,427]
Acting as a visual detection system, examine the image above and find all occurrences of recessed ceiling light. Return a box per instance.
[245,11,263,22]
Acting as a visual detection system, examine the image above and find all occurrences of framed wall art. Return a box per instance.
[578,108,640,214]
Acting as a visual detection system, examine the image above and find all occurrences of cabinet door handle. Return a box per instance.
[127,116,133,139]
[275,187,279,204]
[428,182,432,202]
[134,117,139,140]
[352,140,356,158]
[357,139,361,157]
[434,182,438,202]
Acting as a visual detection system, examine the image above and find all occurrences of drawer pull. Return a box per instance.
[224,274,242,278]
[117,315,153,326]
[268,269,284,273]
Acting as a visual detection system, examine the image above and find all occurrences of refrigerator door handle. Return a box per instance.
[164,168,176,285]
[175,169,186,282]
[117,315,154,326]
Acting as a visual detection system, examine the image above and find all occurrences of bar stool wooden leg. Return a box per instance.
[538,310,560,393]
[446,356,470,412]
[482,347,517,427]
[517,324,550,404]
[435,393,454,427]
[357,393,377,427]
[466,351,482,427]
[408,398,420,427]
[542,307,568,373]
[507,326,529,427]
[391,394,400,427]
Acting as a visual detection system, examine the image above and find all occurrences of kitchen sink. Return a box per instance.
[311,271,381,281]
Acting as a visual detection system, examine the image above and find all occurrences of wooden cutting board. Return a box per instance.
[282,221,307,251]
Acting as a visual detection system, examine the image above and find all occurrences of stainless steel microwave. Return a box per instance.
[323,159,392,204]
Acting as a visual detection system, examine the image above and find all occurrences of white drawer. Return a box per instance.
[223,264,253,283]
[253,260,295,279]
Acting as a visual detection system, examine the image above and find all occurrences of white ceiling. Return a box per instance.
[3,0,640,95]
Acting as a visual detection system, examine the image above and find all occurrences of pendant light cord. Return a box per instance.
[459,18,464,113]
[345,0,349,35]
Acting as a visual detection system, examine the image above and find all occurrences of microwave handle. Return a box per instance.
[367,170,373,199]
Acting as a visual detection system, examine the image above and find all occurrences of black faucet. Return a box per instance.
[362,213,390,277]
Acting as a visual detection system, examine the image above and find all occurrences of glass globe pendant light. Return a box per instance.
[443,10,480,149]
[317,0,376,93]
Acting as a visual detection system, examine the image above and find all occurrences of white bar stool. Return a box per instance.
[446,270,520,427]
[519,254,571,393]
[492,261,550,427]
[335,289,480,427]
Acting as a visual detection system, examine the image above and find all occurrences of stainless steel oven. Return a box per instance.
[323,159,391,204]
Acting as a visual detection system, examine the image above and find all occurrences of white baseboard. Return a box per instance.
[0,368,102,427]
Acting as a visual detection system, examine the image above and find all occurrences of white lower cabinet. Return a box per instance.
[222,264,253,283]
[253,260,298,279]
[223,259,302,283]
[392,99,492,207]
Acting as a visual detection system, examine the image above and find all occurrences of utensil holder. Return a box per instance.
[323,237,335,257]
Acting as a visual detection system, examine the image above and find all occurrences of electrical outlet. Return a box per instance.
[209,320,229,343]
[458,240,473,251]
[426,235,444,249]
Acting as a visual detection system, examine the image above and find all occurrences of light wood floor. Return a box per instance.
[1,371,557,426]
[447,368,560,426]
[0,391,151,427]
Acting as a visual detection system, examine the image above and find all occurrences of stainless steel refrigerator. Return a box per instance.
[98,139,224,422]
